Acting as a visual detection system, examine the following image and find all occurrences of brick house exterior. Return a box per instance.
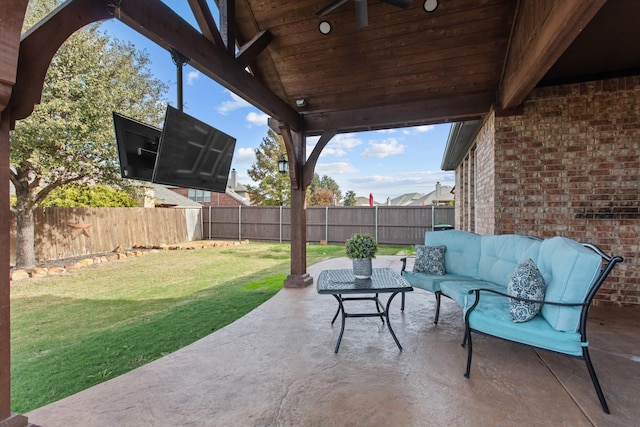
[449,76,639,307]
[168,169,250,207]
[170,187,246,207]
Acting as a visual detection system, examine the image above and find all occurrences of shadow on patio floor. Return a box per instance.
[27,256,639,426]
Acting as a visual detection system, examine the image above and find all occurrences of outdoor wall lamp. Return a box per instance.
[278,155,289,174]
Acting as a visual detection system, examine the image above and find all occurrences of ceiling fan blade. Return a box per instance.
[355,0,368,28]
[379,0,413,9]
[315,0,350,17]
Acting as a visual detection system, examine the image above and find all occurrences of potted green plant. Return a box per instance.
[345,233,378,279]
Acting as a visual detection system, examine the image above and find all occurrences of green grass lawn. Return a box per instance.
[10,242,410,413]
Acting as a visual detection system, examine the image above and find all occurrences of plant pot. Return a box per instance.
[352,258,372,279]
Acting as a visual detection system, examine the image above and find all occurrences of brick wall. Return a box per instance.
[170,188,242,207]
[474,113,496,235]
[463,76,639,307]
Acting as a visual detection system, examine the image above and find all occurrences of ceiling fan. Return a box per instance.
[315,0,413,29]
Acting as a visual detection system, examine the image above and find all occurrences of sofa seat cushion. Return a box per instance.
[440,280,502,307]
[401,272,472,293]
[477,235,542,286]
[464,296,585,357]
[536,237,602,332]
[424,230,482,277]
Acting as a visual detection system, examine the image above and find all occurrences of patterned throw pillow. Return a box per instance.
[507,259,546,323]
[413,245,446,275]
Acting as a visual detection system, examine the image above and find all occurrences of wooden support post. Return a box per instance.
[0,112,28,427]
[281,126,312,288]
[284,186,312,288]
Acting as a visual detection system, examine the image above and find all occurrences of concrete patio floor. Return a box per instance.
[27,256,639,426]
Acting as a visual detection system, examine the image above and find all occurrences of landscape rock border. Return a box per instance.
[10,240,250,282]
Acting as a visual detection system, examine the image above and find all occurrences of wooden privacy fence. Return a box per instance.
[10,207,202,264]
[202,206,455,245]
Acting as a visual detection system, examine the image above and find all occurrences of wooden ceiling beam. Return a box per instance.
[304,129,336,189]
[115,0,301,130]
[9,0,113,123]
[499,0,606,110]
[236,30,272,69]
[302,92,495,135]
[0,0,28,111]
[219,0,236,56]
[187,0,225,48]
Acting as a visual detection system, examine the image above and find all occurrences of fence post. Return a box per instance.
[325,206,329,243]
[238,205,242,241]
[431,205,435,231]
[375,205,379,242]
[208,206,212,240]
[279,205,283,243]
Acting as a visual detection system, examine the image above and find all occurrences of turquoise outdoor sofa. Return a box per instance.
[400,230,623,413]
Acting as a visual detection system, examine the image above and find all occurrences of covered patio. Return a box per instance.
[1,1,639,425]
[25,257,640,426]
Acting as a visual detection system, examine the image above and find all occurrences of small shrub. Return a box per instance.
[345,233,378,259]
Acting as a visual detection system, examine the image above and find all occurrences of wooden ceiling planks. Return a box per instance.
[235,0,516,131]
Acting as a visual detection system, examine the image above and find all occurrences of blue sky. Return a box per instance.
[100,4,454,202]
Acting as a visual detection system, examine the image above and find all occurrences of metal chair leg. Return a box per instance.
[583,347,610,414]
[464,328,473,378]
[401,291,405,311]
[461,325,468,348]
[434,291,442,325]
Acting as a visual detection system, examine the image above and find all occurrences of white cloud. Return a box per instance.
[315,161,358,175]
[217,91,251,114]
[307,133,361,159]
[376,129,396,134]
[414,125,436,133]
[246,111,269,126]
[186,71,200,85]
[321,147,347,157]
[361,138,405,158]
[306,135,320,145]
[236,147,256,163]
[333,133,362,149]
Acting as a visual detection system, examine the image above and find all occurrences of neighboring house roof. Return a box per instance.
[229,181,247,193]
[355,196,376,206]
[408,186,454,206]
[353,188,454,207]
[149,184,202,208]
[225,188,251,206]
[390,193,423,206]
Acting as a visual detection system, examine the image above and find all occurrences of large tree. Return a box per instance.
[246,130,291,206]
[343,190,358,206]
[10,0,168,268]
[307,173,342,206]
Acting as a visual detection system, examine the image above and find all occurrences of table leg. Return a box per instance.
[331,294,342,325]
[374,293,384,323]
[385,291,403,351]
[333,294,346,353]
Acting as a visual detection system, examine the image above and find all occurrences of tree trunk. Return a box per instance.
[14,200,35,269]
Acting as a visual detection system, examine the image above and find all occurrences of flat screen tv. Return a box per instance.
[112,112,161,182]
[152,106,236,193]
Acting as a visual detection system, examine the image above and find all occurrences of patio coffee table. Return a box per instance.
[317,268,413,353]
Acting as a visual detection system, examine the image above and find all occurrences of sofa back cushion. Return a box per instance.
[424,230,481,277]
[536,237,602,332]
[477,235,542,286]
